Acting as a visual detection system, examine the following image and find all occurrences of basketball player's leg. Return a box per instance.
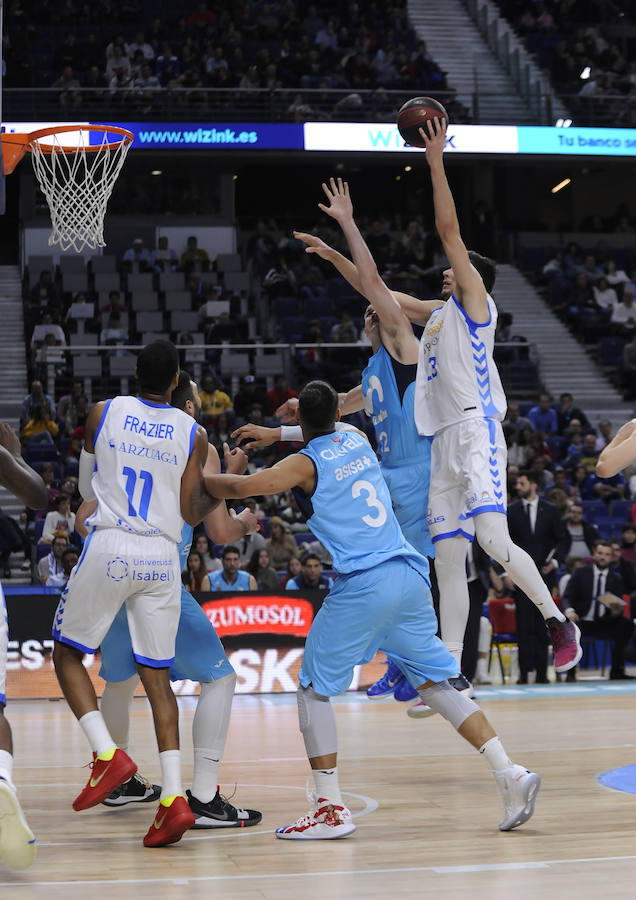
[0,598,36,870]
[52,532,138,809]
[170,591,261,827]
[98,605,160,806]
[473,512,581,671]
[277,571,387,839]
[385,564,541,831]
[126,579,196,846]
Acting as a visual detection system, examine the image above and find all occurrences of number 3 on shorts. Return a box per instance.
[352,479,387,528]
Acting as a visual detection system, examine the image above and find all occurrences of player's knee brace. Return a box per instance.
[418,681,480,731]
[297,684,337,759]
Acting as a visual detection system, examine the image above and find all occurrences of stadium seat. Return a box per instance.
[90,255,118,274]
[487,597,517,684]
[581,499,609,522]
[159,272,185,292]
[599,336,626,369]
[610,500,633,521]
[273,297,298,318]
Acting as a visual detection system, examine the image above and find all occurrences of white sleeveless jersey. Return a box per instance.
[414,294,506,436]
[87,396,198,543]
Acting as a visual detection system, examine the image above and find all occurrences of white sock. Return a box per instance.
[79,710,116,757]
[159,749,182,800]
[312,767,343,805]
[100,676,138,754]
[191,674,235,803]
[475,657,489,679]
[479,736,513,773]
[0,749,14,788]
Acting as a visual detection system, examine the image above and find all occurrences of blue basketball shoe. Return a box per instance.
[366,660,404,698]
[393,678,419,702]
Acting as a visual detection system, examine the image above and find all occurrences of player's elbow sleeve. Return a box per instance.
[79,448,96,501]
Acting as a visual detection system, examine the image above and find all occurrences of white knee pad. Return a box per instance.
[297,684,337,759]
[418,680,480,730]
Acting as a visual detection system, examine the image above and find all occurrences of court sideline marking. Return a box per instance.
[3,853,636,888]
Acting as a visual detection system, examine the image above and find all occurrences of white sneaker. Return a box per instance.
[275,795,355,840]
[0,779,36,870]
[406,699,436,718]
[474,671,492,685]
[494,765,541,831]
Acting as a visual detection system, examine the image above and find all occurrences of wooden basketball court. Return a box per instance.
[2,682,636,899]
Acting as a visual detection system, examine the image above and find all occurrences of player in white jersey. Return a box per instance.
[0,424,46,870]
[396,120,581,700]
[52,341,217,847]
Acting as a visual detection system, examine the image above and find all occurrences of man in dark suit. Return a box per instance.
[507,471,569,683]
[563,539,634,680]
[461,540,492,684]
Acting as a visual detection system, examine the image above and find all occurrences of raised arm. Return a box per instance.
[419,118,488,322]
[317,179,421,363]
[596,420,636,478]
[0,423,47,509]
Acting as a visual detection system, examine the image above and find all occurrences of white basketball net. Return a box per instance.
[29,128,132,254]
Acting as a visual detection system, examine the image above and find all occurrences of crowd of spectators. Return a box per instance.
[4,0,467,123]
[496,0,635,126]
[532,236,636,396]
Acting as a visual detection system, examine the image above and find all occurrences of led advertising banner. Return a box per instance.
[3,588,383,698]
[4,121,636,157]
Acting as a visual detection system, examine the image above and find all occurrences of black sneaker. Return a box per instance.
[187,788,262,829]
[448,673,475,698]
[102,773,161,807]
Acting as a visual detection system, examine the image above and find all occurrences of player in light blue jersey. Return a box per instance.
[81,371,262,829]
[207,380,541,840]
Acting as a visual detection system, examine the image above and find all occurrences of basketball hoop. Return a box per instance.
[1,124,133,253]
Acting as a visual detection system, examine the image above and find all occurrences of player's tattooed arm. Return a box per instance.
[181,426,220,525]
[201,443,259,541]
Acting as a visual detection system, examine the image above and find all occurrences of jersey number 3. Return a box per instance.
[352,479,387,528]
[122,466,154,520]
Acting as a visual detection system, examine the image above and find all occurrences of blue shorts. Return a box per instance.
[99,588,234,684]
[298,557,456,697]
[382,460,434,559]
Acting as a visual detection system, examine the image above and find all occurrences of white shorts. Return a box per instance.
[428,418,507,544]
[52,528,181,667]
[0,584,7,706]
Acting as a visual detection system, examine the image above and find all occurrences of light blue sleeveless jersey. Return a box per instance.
[361,346,434,558]
[178,522,193,570]
[362,345,431,465]
[296,430,428,576]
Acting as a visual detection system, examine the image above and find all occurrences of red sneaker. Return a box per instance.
[143,796,195,848]
[73,749,137,811]
[548,617,582,672]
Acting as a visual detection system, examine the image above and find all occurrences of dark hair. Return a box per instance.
[560,392,573,402]
[468,250,497,293]
[247,546,270,576]
[299,380,338,431]
[301,551,321,565]
[62,547,79,560]
[622,523,636,533]
[222,544,240,558]
[137,340,179,393]
[55,492,71,507]
[171,369,196,411]
[518,470,540,485]
[593,539,612,551]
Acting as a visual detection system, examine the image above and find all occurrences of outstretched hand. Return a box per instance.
[232,423,279,449]
[418,116,447,164]
[293,231,334,260]
[318,177,353,222]
[275,397,300,423]
[223,442,249,475]
[0,423,22,456]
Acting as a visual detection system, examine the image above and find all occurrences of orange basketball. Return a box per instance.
[397,97,449,148]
